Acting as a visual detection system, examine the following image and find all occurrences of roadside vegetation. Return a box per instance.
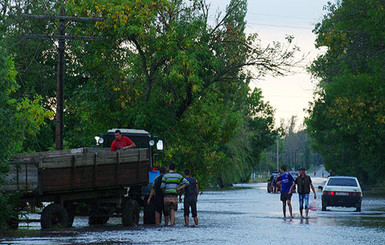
[0,0,302,228]
[2,0,383,230]
[258,116,324,174]
[305,0,385,185]
[0,38,52,228]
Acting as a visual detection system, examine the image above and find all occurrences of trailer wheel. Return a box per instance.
[64,201,76,227]
[122,200,139,226]
[41,203,69,229]
[89,208,110,225]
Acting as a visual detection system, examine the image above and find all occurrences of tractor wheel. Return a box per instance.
[41,203,69,229]
[122,200,139,226]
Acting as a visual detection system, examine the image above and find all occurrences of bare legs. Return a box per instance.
[155,211,161,225]
[282,200,293,218]
[185,215,198,227]
[194,216,198,226]
[164,215,169,226]
[170,209,175,226]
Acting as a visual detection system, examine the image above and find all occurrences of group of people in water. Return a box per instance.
[111,129,199,227]
[111,129,317,224]
[276,165,317,219]
[147,163,199,227]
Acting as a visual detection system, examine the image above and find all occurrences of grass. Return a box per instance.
[363,185,385,197]
[249,174,270,183]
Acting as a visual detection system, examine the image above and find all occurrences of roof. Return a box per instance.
[328,176,358,179]
[107,128,150,135]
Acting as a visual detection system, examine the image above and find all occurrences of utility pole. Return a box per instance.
[21,4,103,150]
[56,6,65,150]
[276,136,279,171]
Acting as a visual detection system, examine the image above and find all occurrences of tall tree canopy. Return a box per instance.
[0,38,52,229]
[1,0,301,186]
[306,0,385,184]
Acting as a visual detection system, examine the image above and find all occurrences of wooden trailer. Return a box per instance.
[4,147,151,229]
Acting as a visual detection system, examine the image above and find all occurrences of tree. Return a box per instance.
[306,0,385,184]
[0,13,54,227]
[63,0,302,186]
[2,0,302,187]
[258,116,324,174]
[1,0,63,151]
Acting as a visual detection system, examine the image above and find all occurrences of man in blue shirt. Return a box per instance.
[276,165,295,218]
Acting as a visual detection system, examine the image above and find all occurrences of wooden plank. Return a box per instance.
[94,165,115,187]
[40,160,150,192]
[35,149,149,169]
[114,152,120,185]
[11,148,87,163]
[74,165,94,188]
[41,168,72,192]
[5,148,150,194]
[117,161,149,185]
[71,155,75,188]
[3,163,39,192]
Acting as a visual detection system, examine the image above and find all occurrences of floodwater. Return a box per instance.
[2,178,385,245]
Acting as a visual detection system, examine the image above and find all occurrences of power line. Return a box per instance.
[247,11,318,21]
[246,22,314,30]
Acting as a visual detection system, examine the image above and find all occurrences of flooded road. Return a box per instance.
[2,178,385,244]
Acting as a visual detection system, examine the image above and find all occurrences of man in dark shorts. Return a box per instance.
[276,165,294,218]
[161,163,189,226]
[147,165,168,225]
[183,169,199,227]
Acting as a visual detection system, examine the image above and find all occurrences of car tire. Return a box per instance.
[356,203,361,212]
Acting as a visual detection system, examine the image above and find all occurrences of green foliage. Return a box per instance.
[0,192,20,230]
[0,47,17,229]
[0,47,18,172]
[60,0,299,187]
[1,0,61,151]
[260,117,324,174]
[307,0,385,184]
[0,28,53,229]
[1,0,300,188]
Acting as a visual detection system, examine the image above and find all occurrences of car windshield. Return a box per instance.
[328,178,358,187]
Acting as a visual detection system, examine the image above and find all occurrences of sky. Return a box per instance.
[207,0,331,126]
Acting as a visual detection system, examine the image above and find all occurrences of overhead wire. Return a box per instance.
[247,11,319,21]
[245,11,321,30]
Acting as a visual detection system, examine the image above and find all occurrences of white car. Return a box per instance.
[321,176,363,212]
